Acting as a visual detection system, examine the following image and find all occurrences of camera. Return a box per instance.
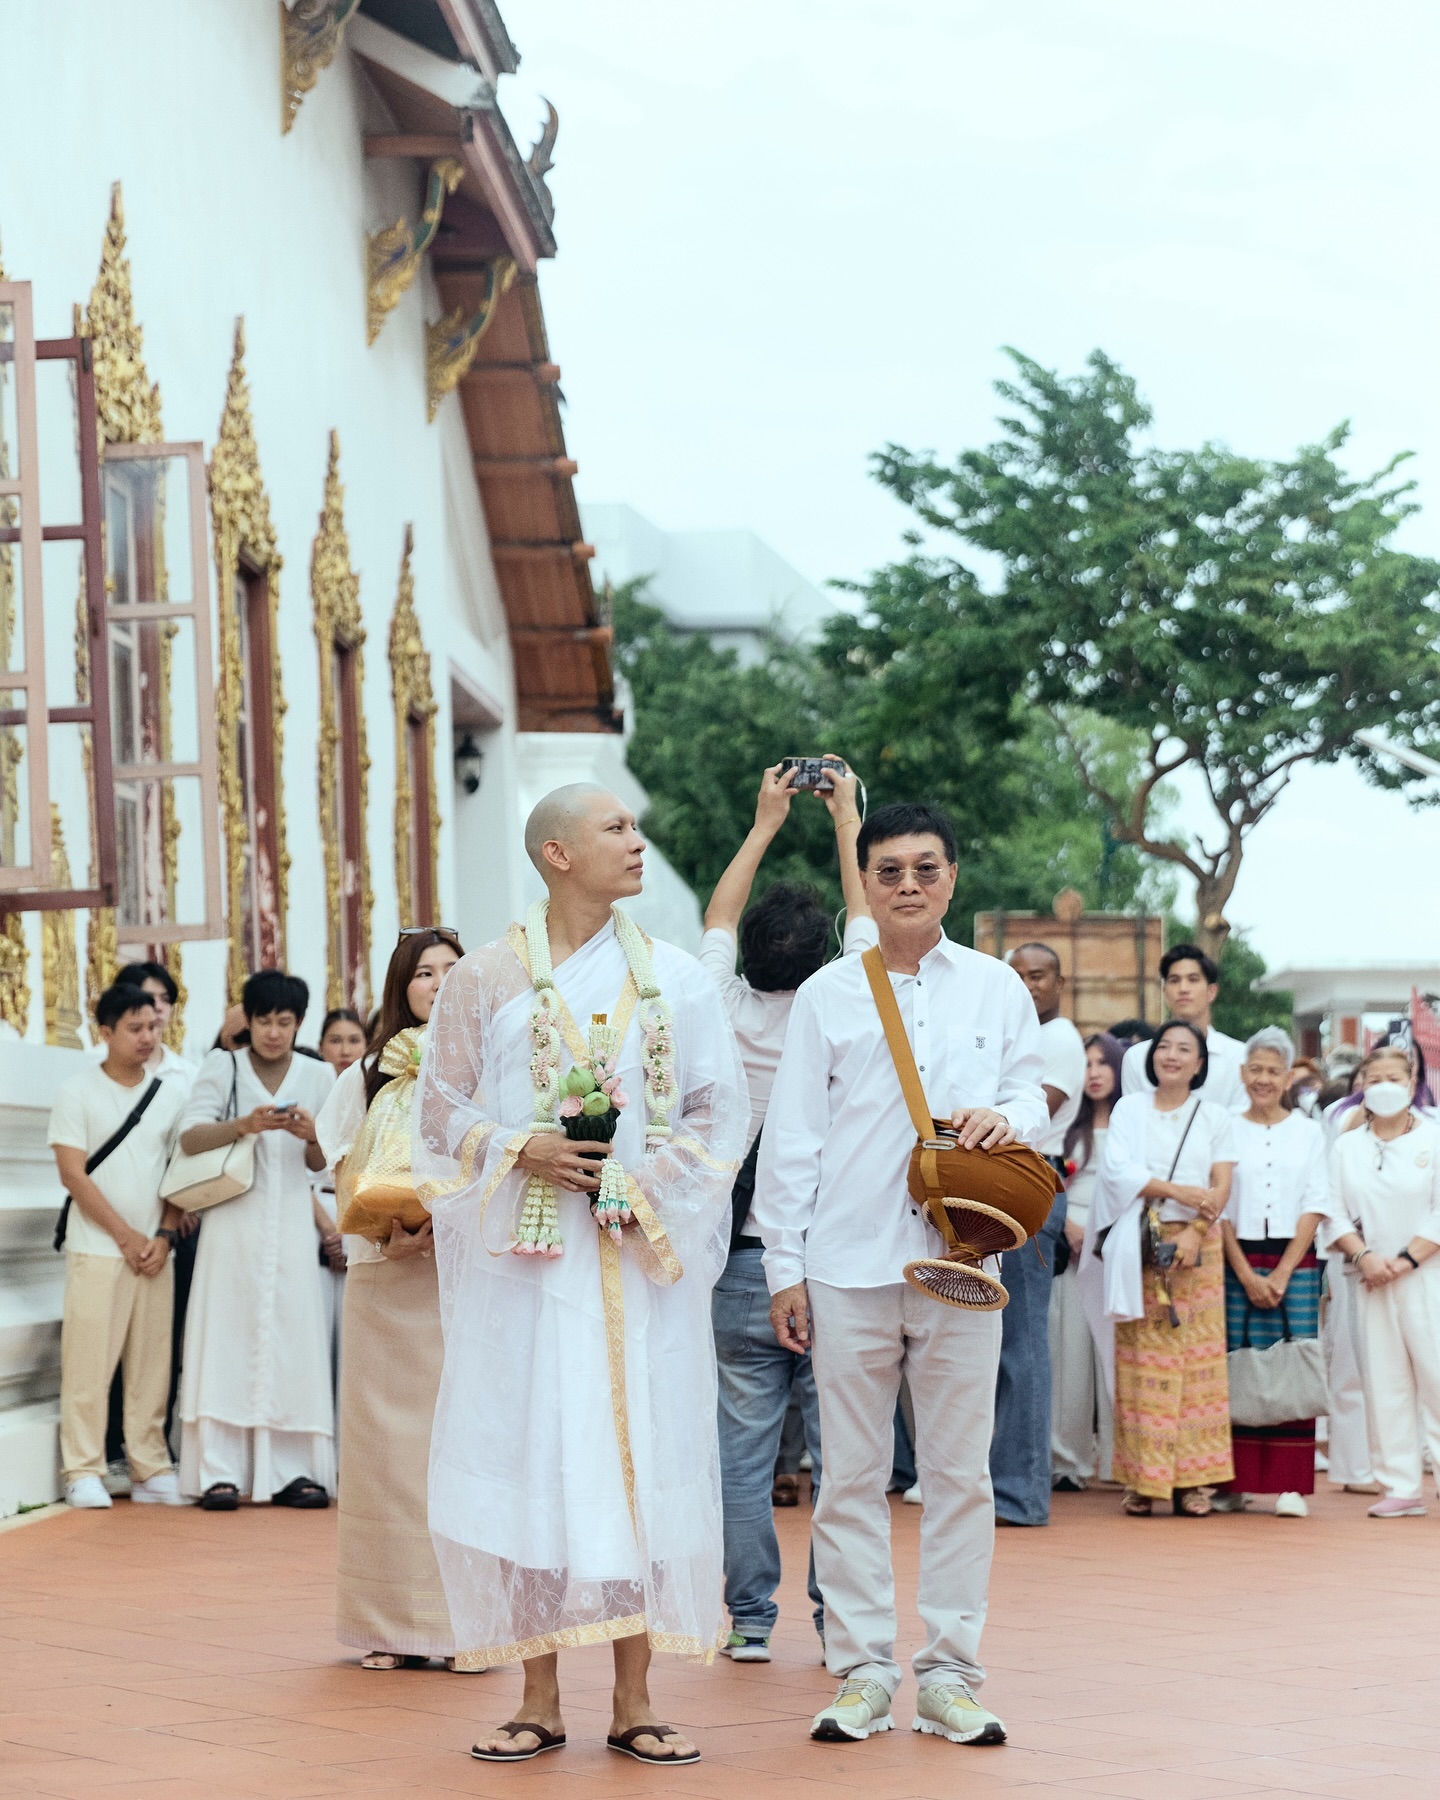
[780,755,847,794]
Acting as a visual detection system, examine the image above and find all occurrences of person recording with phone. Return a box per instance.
[698,757,872,1665]
[174,970,335,1510]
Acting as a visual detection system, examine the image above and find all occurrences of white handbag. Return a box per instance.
[1226,1300,1329,1428]
[160,1052,256,1214]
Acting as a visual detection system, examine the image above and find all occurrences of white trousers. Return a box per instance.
[1049,1267,1113,1484]
[1323,1256,1374,1485]
[1355,1268,1440,1499]
[809,1280,1001,1696]
[179,1419,336,1500]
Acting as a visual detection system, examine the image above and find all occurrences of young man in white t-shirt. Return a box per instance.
[48,984,189,1509]
[698,759,874,1663]
[1120,943,1245,1110]
[992,943,1084,1525]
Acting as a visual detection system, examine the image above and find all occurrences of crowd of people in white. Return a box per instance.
[44,764,1440,1765]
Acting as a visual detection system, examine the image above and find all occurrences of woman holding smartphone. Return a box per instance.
[316,929,481,1671]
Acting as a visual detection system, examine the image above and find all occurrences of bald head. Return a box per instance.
[525,784,613,871]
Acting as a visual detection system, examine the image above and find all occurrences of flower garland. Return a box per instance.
[513,899,676,1257]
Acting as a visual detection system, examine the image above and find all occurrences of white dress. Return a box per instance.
[1051,1126,1113,1482]
[177,1048,337,1499]
[414,917,749,1664]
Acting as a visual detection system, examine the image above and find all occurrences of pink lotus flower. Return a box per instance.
[611,1088,629,1109]
[558,1096,583,1118]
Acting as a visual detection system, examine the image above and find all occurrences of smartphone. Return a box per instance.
[270,1102,297,1113]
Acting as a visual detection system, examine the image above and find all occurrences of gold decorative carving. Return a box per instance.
[79,184,187,1046]
[311,431,372,1011]
[388,525,440,927]
[425,255,516,421]
[367,157,465,345]
[42,805,83,1049]
[280,0,362,134]
[0,236,28,1033]
[210,320,288,999]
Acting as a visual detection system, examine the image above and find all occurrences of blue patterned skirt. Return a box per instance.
[1223,1237,1320,1495]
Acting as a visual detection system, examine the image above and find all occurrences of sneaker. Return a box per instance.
[1274,1492,1309,1518]
[1369,1495,1426,1518]
[913,1681,1006,1745]
[64,1475,113,1510]
[131,1469,190,1506]
[811,1678,893,1741]
[722,1630,771,1663]
[102,1458,132,1498]
[902,1483,923,1505]
[1208,1491,1247,1513]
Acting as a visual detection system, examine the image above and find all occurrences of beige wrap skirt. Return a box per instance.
[337,1252,456,1656]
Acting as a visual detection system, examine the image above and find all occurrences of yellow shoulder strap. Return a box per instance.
[861,945,934,1139]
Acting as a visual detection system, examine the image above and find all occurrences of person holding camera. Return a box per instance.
[699,758,871,1664]
[1087,1020,1237,1517]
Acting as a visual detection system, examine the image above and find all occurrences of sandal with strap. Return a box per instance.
[272,1477,329,1509]
[607,1724,701,1765]
[1121,1490,1152,1517]
[471,1721,566,1762]
[1173,1487,1214,1518]
[200,1483,239,1511]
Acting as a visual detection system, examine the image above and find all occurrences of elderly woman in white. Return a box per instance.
[1326,1044,1440,1518]
[1085,1020,1236,1517]
[1215,1027,1328,1519]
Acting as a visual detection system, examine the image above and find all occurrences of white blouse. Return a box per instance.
[1064,1126,1107,1227]
[1328,1116,1440,1258]
[1227,1112,1328,1240]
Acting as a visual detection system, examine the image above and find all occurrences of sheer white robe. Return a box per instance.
[176,1049,336,1498]
[414,918,749,1664]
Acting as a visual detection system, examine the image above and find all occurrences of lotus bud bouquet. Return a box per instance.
[556,1016,633,1240]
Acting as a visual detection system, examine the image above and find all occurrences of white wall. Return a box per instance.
[0,0,523,1050]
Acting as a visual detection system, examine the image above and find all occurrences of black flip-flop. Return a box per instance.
[471,1721,566,1762]
[606,1724,701,1765]
[200,1483,239,1511]
[272,1477,329,1509]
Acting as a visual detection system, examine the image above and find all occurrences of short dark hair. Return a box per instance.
[114,959,178,1005]
[241,968,310,1024]
[96,982,156,1031]
[1144,1019,1210,1090]
[1108,1018,1155,1047]
[856,802,957,870]
[739,882,831,993]
[1160,942,1219,986]
[1011,940,1061,972]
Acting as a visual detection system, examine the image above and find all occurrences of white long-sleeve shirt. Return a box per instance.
[754,933,1048,1294]
[1327,1116,1440,1257]
[1226,1112,1328,1240]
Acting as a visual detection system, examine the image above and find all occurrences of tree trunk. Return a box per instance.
[1192,870,1236,962]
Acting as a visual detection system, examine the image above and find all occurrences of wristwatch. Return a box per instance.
[1399,1248,1420,1269]
[157,1227,179,1249]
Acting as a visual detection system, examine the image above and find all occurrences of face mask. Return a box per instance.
[1365,1081,1412,1119]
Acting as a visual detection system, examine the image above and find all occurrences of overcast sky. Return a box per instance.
[497,0,1440,972]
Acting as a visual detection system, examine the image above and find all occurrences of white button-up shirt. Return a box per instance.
[1120,1025,1246,1112]
[1226,1111,1328,1240]
[754,933,1048,1293]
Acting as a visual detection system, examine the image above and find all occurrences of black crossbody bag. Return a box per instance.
[53,1077,165,1252]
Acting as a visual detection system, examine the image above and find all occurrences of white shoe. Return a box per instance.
[811,1678,894,1741]
[102,1458,132,1498]
[913,1681,1006,1745]
[902,1483,923,1505]
[1274,1492,1308,1518]
[65,1475,113,1509]
[131,1469,190,1506]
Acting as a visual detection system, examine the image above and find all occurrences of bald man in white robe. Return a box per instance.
[415,786,749,1764]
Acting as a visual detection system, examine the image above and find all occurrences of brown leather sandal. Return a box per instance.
[1174,1487,1214,1517]
[1121,1490,1152,1517]
[471,1721,566,1761]
[607,1724,701,1765]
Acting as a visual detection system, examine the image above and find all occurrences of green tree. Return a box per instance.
[614,582,1168,935]
[869,350,1440,959]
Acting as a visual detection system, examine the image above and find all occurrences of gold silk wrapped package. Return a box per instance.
[336,1028,432,1239]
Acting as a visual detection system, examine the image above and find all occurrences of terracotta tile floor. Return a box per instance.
[1,1482,1436,1798]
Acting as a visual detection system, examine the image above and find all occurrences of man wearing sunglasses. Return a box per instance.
[755,802,1047,1751]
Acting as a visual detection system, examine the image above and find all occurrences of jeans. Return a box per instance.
[713,1248,823,1637]
[990,1190,1066,1525]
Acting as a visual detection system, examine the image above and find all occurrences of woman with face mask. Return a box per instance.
[1326,1047,1440,1517]
[315,930,484,1670]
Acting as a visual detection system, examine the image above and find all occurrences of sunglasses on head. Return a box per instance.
[398,925,460,942]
